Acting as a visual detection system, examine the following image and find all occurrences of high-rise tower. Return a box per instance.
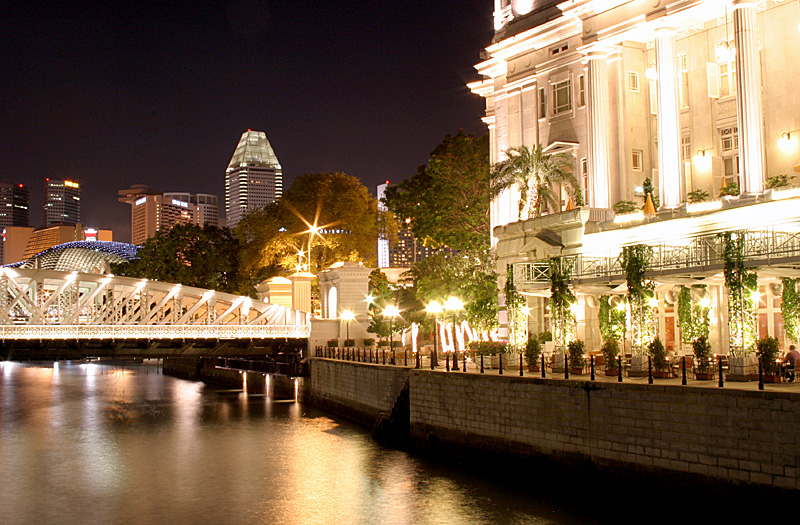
[44,178,81,226]
[0,182,29,228]
[225,130,282,228]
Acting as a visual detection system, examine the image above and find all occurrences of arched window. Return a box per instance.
[327,286,338,319]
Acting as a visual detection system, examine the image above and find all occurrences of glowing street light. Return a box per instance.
[444,297,463,371]
[384,305,400,365]
[426,301,443,369]
[340,310,355,345]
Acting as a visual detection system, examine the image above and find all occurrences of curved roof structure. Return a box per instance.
[9,241,140,273]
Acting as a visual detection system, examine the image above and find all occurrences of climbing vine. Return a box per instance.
[782,277,800,342]
[677,285,710,345]
[721,231,758,356]
[598,295,625,342]
[622,244,654,353]
[549,256,575,350]
[505,264,527,352]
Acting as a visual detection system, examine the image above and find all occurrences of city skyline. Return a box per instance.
[0,0,491,242]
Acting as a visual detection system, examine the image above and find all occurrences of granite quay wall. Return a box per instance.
[163,357,298,398]
[309,358,410,427]
[409,372,800,491]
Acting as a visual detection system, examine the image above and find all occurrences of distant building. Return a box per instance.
[376,183,390,268]
[20,224,112,262]
[0,182,29,228]
[225,130,282,228]
[119,185,220,245]
[44,178,81,226]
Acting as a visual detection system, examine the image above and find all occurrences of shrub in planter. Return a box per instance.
[567,339,586,371]
[377,340,389,348]
[536,331,553,344]
[693,336,713,377]
[756,336,781,375]
[391,341,403,348]
[363,338,375,347]
[647,337,668,371]
[327,339,339,348]
[524,337,542,369]
[344,339,355,347]
[602,340,619,373]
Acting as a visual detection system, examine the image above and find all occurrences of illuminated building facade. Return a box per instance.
[0,182,29,228]
[471,0,800,356]
[376,183,391,268]
[44,178,80,226]
[119,185,217,245]
[225,130,283,228]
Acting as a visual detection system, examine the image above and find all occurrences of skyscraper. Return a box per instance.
[0,182,29,228]
[225,130,282,228]
[44,178,80,226]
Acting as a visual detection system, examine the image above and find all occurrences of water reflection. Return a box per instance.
[0,362,580,524]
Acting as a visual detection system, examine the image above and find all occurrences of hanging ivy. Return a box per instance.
[721,231,758,356]
[505,264,527,352]
[677,285,710,344]
[549,256,575,350]
[782,277,800,342]
[598,295,625,342]
[622,244,654,352]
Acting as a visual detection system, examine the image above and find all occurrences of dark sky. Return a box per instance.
[0,0,493,242]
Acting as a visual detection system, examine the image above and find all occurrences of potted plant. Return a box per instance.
[567,339,586,375]
[344,338,355,347]
[692,336,714,380]
[756,336,782,383]
[471,341,508,369]
[327,339,339,348]
[363,338,375,348]
[601,340,620,376]
[647,337,670,378]
[525,337,542,372]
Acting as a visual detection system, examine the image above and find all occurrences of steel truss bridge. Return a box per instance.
[0,268,310,360]
[514,228,800,288]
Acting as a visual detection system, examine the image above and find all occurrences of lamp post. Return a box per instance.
[384,305,400,365]
[426,301,443,369]
[444,296,464,371]
[340,310,355,346]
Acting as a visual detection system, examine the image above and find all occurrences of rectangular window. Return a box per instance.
[632,150,643,171]
[720,126,738,152]
[578,75,585,107]
[538,88,546,119]
[628,71,640,93]
[720,126,740,187]
[550,43,569,56]
[681,136,691,162]
[551,79,572,115]
[581,157,589,204]
[716,41,737,97]
[678,54,689,108]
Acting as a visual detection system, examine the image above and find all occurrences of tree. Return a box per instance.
[235,202,299,282]
[490,145,579,220]
[113,224,244,294]
[382,131,490,251]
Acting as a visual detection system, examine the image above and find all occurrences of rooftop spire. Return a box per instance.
[227,130,281,171]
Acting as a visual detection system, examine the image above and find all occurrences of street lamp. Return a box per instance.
[426,301,443,369]
[444,296,464,371]
[340,310,355,346]
[384,305,400,365]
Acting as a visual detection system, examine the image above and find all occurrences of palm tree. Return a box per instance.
[490,145,580,220]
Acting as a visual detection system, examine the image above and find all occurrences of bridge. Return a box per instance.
[0,268,310,360]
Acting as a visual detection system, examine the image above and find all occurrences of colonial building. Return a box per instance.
[470,1,800,357]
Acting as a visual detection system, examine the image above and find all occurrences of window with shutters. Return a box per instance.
[678,55,689,108]
[716,42,737,97]
[538,88,546,119]
[628,71,640,93]
[578,75,585,107]
[720,126,740,187]
[581,157,589,204]
[632,150,643,171]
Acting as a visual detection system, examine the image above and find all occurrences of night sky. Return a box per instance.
[0,0,493,242]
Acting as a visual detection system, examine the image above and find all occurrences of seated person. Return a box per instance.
[783,345,800,382]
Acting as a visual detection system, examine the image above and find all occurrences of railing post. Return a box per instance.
[498,353,503,375]
[404,349,407,367]
[648,355,653,384]
[564,353,569,379]
[590,355,595,381]
[758,357,764,390]
[542,354,546,378]
[618,356,623,382]
[415,349,420,369]
[430,347,435,370]
[681,356,687,385]
[718,355,724,387]
[480,353,484,374]
[446,352,450,372]
[519,354,523,376]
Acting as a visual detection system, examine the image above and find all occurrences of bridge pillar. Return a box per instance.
[316,262,374,347]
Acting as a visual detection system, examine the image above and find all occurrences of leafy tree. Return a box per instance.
[613,200,638,214]
[113,224,244,294]
[382,131,490,250]
[687,189,709,203]
[490,144,578,220]
[235,202,298,282]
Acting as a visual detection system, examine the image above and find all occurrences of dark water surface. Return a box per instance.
[0,361,618,524]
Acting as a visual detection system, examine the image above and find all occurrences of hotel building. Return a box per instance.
[470,0,800,356]
[225,130,283,228]
[44,178,80,226]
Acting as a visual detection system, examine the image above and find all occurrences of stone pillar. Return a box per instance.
[288,272,315,314]
[733,0,765,195]
[317,262,374,342]
[654,25,683,208]
[586,48,611,209]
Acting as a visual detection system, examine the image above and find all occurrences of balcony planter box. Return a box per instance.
[762,374,782,383]
[604,368,619,376]
[694,371,714,380]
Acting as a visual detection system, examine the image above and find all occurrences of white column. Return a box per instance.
[733,0,765,195]
[586,48,611,209]
[654,26,683,208]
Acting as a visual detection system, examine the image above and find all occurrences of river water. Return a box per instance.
[0,361,635,524]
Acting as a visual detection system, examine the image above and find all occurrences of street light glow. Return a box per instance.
[426,300,443,314]
[340,310,355,321]
[384,305,400,317]
[444,296,463,311]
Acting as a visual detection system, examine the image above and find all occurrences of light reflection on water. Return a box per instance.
[0,362,585,524]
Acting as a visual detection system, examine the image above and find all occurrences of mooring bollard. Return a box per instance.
[391,349,396,365]
[382,350,386,365]
[404,349,408,367]
[590,355,595,381]
[565,353,569,380]
[617,356,623,382]
[498,353,503,375]
[463,353,467,373]
[681,356,687,385]
[648,355,653,384]
[415,350,420,369]
[446,352,450,372]
[758,358,764,390]
[542,354,546,378]
[718,356,724,388]
[519,354,523,376]
[430,348,435,370]
[480,353,484,374]
[453,351,459,371]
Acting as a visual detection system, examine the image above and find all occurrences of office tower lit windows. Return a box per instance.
[225,130,282,228]
[44,178,80,226]
[0,182,29,228]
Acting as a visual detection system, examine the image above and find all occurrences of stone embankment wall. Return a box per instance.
[309,359,410,426]
[309,358,800,492]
